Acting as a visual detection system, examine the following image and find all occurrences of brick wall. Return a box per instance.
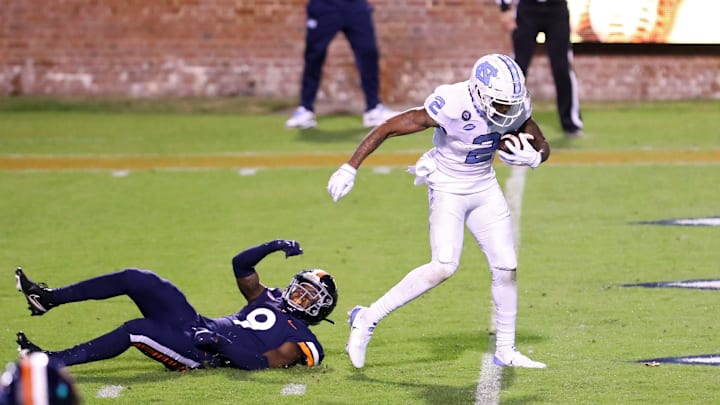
[2,0,719,111]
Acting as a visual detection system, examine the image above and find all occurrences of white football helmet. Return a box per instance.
[469,53,527,127]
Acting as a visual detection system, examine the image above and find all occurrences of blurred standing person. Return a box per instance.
[285,0,399,130]
[498,0,584,138]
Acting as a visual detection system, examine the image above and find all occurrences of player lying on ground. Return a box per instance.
[14,239,338,371]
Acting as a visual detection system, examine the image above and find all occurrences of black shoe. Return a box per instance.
[15,267,55,316]
[16,331,44,355]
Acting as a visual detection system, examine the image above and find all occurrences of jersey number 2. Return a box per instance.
[465,132,501,164]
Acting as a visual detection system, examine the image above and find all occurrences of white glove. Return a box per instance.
[327,163,357,202]
[497,132,542,169]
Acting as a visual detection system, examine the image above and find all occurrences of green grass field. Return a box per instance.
[1,98,719,404]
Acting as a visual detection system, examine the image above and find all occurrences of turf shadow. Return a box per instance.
[350,373,477,405]
[72,365,253,385]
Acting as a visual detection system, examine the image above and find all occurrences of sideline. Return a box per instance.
[1,149,719,170]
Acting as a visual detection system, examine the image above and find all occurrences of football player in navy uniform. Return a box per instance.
[328,53,549,369]
[14,239,338,372]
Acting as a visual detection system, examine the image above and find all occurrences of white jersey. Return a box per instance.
[410,81,532,194]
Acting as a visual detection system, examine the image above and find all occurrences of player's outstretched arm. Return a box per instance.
[327,108,438,202]
[347,107,437,169]
[232,240,303,302]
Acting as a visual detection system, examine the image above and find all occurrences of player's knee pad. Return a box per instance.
[426,260,458,285]
[490,266,516,286]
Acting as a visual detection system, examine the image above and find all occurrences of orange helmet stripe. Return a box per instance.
[20,357,34,405]
[20,353,51,405]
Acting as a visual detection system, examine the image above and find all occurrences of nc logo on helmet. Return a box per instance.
[474,62,498,86]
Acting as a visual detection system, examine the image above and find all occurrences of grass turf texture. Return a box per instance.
[1,98,719,403]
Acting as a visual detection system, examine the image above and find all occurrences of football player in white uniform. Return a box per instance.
[327,53,549,369]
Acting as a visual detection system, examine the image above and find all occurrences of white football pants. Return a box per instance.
[367,183,519,349]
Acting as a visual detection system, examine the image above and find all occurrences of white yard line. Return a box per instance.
[475,165,528,405]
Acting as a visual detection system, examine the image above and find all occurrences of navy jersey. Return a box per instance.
[201,288,324,367]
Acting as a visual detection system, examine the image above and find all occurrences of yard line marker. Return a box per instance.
[280,383,306,396]
[96,385,124,398]
[238,168,258,176]
[475,165,528,405]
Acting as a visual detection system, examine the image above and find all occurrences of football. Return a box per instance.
[498,132,525,154]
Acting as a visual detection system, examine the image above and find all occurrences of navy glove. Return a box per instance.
[193,327,231,348]
[272,239,303,258]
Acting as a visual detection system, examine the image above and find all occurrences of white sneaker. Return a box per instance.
[346,305,376,368]
[493,346,546,368]
[285,106,317,129]
[362,104,399,128]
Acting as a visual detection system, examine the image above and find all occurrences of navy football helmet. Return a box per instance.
[282,269,338,325]
[0,352,80,405]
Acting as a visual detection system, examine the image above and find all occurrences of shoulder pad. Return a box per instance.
[423,82,470,121]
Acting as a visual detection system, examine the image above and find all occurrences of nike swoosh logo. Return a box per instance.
[27,294,46,312]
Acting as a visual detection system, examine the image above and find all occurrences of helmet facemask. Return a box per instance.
[479,91,526,127]
[282,269,338,325]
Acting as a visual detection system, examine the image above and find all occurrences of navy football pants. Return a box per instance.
[300,0,380,112]
[49,269,212,370]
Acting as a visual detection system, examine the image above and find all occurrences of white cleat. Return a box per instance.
[285,106,317,129]
[346,305,376,368]
[493,346,546,369]
[362,104,399,128]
